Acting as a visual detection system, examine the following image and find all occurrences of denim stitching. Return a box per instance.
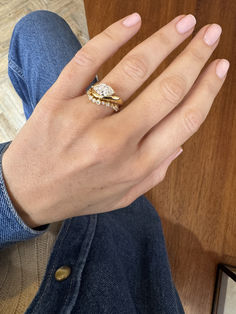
[31,219,71,313]
[8,60,36,113]
[31,218,72,313]
[62,214,98,313]
[27,15,46,113]
[0,141,11,154]
[8,59,25,80]
[62,215,97,311]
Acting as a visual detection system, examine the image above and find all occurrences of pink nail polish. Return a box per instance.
[171,148,183,160]
[166,148,183,165]
[122,13,141,27]
[216,59,230,78]
[176,14,196,34]
[203,24,222,46]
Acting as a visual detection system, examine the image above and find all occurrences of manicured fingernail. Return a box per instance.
[170,148,183,162]
[203,24,222,46]
[176,14,196,34]
[122,13,141,27]
[216,59,230,78]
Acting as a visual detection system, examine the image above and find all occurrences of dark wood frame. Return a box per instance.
[212,264,236,314]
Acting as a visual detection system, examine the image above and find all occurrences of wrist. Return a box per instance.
[2,150,43,229]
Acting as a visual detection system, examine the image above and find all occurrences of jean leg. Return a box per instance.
[8,10,97,121]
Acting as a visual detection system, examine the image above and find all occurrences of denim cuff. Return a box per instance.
[0,141,49,249]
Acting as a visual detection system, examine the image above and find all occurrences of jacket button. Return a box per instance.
[55,265,71,281]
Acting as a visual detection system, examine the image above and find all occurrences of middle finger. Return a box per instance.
[114,22,222,139]
[95,14,196,112]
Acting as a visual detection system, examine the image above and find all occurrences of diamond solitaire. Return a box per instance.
[87,82,123,112]
[93,83,114,97]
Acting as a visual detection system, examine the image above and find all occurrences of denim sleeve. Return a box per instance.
[0,141,50,249]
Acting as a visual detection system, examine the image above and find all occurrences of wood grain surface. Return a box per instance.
[84,1,236,313]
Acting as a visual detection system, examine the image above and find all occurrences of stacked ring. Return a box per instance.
[86,83,123,112]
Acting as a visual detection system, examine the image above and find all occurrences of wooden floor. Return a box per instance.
[84,1,236,313]
[0,0,89,143]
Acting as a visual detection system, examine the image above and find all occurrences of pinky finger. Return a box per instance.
[115,147,183,208]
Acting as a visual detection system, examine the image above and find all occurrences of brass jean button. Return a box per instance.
[55,265,71,281]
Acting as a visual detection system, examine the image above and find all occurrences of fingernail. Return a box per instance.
[216,59,230,78]
[176,14,196,34]
[203,24,222,46]
[122,13,141,27]
[169,148,183,163]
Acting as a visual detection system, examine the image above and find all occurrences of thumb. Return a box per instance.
[114,147,183,209]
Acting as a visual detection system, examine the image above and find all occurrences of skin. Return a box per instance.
[2,14,229,228]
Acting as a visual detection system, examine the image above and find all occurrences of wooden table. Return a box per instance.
[84,1,236,313]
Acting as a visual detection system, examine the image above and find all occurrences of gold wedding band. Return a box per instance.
[86,83,123,112]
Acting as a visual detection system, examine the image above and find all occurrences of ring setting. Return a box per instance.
[87,83,123,112]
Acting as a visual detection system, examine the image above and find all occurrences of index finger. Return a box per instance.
[51,13,142,100]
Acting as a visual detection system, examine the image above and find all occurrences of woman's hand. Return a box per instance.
[2,13,229,228]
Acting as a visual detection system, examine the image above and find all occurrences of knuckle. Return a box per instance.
[202,79,218,96]
[90,133,121,160]
[90,134,109,158]
[152,31,172,47]
[188,46,206,64]
[92,141,109,159]
[159,74,186,104]
[92,145,110,162]
[122,54,149,81]
[73,47,95,67]
[102,26,117,43]
[183,108,203,133]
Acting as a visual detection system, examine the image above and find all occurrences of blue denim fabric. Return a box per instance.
[0,10,185,313]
